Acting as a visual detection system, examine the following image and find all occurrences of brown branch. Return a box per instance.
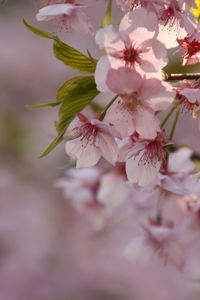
[163,72,200,81]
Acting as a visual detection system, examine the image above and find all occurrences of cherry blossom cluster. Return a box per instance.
[33,0,200,269]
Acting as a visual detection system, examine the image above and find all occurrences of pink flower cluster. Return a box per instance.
[57,148,200,269]
[35,0,200,271]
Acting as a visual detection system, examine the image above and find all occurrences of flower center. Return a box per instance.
[74,123,98,146]
[120,95,138,111]
[178,95,198,113]
[127,0,140,8]
[187,40,200,56]
[159,3,180,29]
[178,37,200,59]
[176,80,200,114]
[120,45,141,67]
[139,141,166,167]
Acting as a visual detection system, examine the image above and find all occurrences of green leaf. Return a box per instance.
[53,40,96,73]
[101,0,113,27]
[90,102,103,112]
[40,76,99,157]
[57,75,99,133]
[26,102,60,109]
[40,133,64,158]
[23,19,97,73]
[23,18,57,40]
[190,0,200,23]
[56,76,85,102]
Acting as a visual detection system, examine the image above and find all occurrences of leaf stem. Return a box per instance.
[90,102,103,112]
[169,109,180,140]
[100,95,118,121]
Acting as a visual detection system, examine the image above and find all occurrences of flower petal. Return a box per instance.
[106,67,142,95]
[104,100,136,138]
[135,106,160,139]
[119,8,158,38]
[180,88,200,103]
[95,25,124,50]
[97,132,118,165]
[126,150,161,186]
[65,138,101,168]
[36,4,75,21]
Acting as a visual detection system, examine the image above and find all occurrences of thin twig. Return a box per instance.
[160,105,176,129]
[163,72,200,81]
[169,109,180,140]
[99,95,118,121]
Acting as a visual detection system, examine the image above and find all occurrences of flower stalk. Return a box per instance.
[169,109,180,140]
[99,95,118,121]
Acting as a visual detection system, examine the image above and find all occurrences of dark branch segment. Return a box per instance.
[163,72,200,81]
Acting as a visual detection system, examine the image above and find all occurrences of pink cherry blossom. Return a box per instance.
[126,218,184,268]
[157,0,194,32]
[125,133,170,186]
[155,0,195,48]
[95,7,167,92]
[65,114,118,168]
[55,167,101,211]
[104,67,175,138]
[177,31,200,66]
[175,79,200,130]
[36,1,93,34]
[97,164,129,207]
[126,148,199,208]
[55,167,105,230]
[167,147,195,174]
[157,148,200,196]
[179,193,200,216]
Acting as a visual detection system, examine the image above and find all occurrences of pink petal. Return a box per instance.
[119,8,158,37]
[127,27,154,47]
[91,119,120,137]
[95,25,124,50]
[65,139,101,168]
[106,68,142,95]
[135,106,160,139]
[95,56,111,92]
[104,100,136,138]
[70,9,93,35]
[168,148,195,173]
[139,40,167,73]
[126,150,161,186]
[140,79,175,111]
[157,24,187,49]
[36,4,75,21]
[140,59,157,73]
[97,173,127,206]
[97,132,118,165]
[180,88,200,103]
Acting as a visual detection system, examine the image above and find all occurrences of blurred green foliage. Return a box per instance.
[0,110,30,160]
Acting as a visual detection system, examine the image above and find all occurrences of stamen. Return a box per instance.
[159,2,181,31]
[139,141,165,167]
[120,44,142,67]
[120,0,141,9]
[74,123,98,148]
[176,80,200,114]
